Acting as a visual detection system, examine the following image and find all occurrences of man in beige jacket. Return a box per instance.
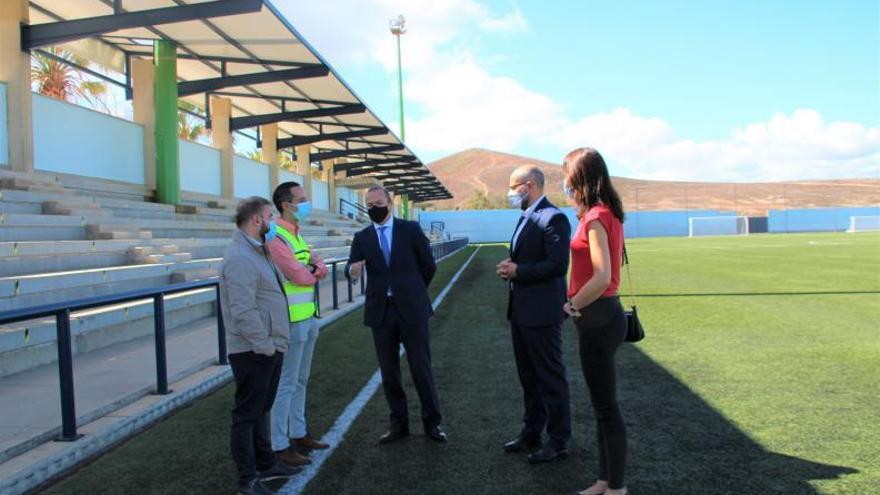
[219,196,301,495]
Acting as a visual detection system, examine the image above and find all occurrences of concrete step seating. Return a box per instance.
[0,170,366,384]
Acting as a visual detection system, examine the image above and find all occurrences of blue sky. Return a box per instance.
[279,0,879,181]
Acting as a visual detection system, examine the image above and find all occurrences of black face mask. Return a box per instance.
[368,205,389,224]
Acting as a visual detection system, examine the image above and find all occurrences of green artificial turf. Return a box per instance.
[45,233,880,494]
[41,246,477,495]
[303,235,879,495]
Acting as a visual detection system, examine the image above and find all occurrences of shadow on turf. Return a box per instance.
[615,344,858,493]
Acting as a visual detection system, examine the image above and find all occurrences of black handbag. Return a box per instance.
[624,305,644,343]
[622,244,645,343]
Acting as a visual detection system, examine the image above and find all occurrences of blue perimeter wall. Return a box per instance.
[768,206,880,233]
[420,206,880,242]
[419,208,731,243]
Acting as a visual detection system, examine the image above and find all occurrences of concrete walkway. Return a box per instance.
[0,272,366,495]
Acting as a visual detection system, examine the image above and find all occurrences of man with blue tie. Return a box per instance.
[346,185,446,444]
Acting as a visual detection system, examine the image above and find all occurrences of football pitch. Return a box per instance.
[44,233,880,495]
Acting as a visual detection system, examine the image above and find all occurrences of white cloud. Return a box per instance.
[406,59,561,152]
[553,108,880,181]
[275,0,879,182]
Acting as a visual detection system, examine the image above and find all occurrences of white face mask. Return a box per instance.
[507,188,527,209]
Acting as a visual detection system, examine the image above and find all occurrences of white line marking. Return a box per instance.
[279,246,482,495]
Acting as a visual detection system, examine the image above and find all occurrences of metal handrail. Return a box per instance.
[0,238,468,443]
[0,279,223,442]
[339,198,368,220]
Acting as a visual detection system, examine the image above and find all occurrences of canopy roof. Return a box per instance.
[26,0,451,201]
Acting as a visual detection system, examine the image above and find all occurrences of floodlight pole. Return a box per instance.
[390,15,409,219]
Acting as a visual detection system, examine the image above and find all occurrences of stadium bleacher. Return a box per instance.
[0,169,368,379]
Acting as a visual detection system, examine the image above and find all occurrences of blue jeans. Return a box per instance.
[270,317,319,451]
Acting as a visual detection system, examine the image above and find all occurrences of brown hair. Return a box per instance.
[235,196,271,227]
[562,147,625,221]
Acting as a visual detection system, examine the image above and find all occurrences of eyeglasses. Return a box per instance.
[509,181,531,190]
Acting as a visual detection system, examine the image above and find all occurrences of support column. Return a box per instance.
[153,40,179,204]
[393,194,402,217]
[325,158,337,213]
[295,144,312,201]
[401,194,410,220]
[131,57,156,190]
[0,0,34,172]
[211,96,234,199]
[261,123,278,194]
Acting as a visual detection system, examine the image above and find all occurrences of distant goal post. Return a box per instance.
[847,216,880,233]
[688,216,750,237]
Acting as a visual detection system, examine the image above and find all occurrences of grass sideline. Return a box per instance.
[41,246,477,495]
[302,234,878,495]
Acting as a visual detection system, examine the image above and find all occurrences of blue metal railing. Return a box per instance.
[0,238,469,443]
[339,198,368,220]
[0,280,224,441]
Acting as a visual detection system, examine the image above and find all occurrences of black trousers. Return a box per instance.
[229,351,283,486]
[510,321,572,449]
[371,298,442,428]
[575,296,628,489]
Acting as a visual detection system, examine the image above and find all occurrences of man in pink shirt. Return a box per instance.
[266,181,330,466]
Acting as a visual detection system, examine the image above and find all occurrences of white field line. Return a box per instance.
[279,246,482,495]
[633,240,867,252]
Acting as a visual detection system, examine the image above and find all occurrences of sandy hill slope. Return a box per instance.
[425,148,880,215]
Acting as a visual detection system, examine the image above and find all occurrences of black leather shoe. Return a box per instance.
[527,445,568,464]
[237,479,275,495]
[503,435,542,453]
[257,462,302,481]
[424,424,448,442]
[379,425,410,444]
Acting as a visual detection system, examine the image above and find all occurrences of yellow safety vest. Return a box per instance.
[275,224,317,322]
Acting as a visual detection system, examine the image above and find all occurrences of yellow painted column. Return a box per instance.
[261,123,278,194]
[0,0,34,172]
[295,144,312,201]
[131,57,156,190]
[325,159,337,213]
[210,96,234,199]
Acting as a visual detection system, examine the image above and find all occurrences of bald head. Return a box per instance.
[510,165,545,190]
[507,165,544,209]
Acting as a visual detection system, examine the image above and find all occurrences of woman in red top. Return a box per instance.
[562,148,629,495]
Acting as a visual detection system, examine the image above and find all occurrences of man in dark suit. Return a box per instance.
[346,185,446,444]
[496,166,572,464]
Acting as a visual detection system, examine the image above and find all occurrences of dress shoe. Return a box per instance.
[293,436,330,450]
[424,424,448,442]
[237,479,274,495]
[379,425,410,444]
[275,447,312,467]
[503,435,542,453]
[527,445,568,464]
[257,461,302,481]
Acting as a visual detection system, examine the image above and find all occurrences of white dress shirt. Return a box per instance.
[511,194,545,251]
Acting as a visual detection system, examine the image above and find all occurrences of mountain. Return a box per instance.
[425,148,880,215]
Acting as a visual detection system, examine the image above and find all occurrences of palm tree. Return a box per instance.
[178,100,206,141]
[31,48,108,111]
[246,149,263,162]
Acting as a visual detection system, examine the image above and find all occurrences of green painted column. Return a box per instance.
[395,35,410,220]
[153,40,180,205]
